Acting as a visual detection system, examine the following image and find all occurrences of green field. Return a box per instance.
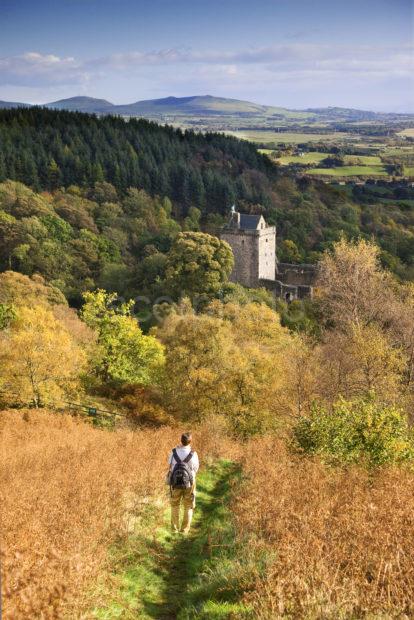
[385,146,414,156]
[226,130,350,145]
[261,149,392,178]
[272,153,384,167]
[228,125,414,179]
[343,155,383,165]
[308,165,388,177]
[276,152,328,165]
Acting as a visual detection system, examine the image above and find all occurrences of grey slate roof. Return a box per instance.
[239,214,262,229]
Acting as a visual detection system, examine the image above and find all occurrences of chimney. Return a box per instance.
[230,205,240,228]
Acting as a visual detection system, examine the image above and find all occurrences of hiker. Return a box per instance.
[167,432,199,534]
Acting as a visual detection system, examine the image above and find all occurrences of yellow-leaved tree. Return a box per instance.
[157,300,316,436]
[157,304,236,421]
[213,302,318,433]
[317,237,393,329]
[0,305,87,407]
[316,237,409,409]
[318,323,406,405]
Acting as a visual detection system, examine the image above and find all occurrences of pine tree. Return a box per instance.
[47,159,62,190]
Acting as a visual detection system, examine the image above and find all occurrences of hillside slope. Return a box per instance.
[0,100,30,109]
[47,96,115,113]
[0,106,274,216]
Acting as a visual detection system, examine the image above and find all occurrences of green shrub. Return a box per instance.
[293,397,414,466]
[0,303,16,329]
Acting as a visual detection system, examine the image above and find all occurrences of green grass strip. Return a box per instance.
[91,460,254,619]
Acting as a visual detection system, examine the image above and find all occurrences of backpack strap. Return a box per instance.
[183,451,193,463]
[172,448,181,464]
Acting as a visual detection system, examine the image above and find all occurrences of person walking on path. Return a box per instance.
[168,432,199,534]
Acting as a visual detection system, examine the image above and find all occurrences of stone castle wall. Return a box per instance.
[258,228,276,281]
[221,229,258,288]
[277,263,317,286]
[260,278,314,301]
[221,226,276,288]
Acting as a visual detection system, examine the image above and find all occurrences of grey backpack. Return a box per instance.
[170,448,194,489]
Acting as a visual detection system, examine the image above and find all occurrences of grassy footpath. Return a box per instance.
[90,461,253,619]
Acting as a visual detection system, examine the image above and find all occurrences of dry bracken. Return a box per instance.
[1,408,176,618]
[0,409,238,619]
[235,437,414,619]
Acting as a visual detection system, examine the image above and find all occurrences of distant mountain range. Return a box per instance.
[0,95,310,117]
[0,95,412,123]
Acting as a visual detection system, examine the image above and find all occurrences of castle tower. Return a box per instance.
[220,207,276,288]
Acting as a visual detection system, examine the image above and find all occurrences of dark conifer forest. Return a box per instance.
[0,107,276,215]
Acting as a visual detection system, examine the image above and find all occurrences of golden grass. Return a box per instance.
[397,128,414,137]
[235,437,414,618]
[0,409,237,619]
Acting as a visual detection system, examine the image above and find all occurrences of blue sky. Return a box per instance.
[0,0,412,111]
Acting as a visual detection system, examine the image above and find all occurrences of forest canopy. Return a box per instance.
[0,107,413,283]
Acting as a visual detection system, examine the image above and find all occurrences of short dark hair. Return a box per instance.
[181,432,192,446]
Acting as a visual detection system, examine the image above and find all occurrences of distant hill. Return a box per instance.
[0,100,31,109]
[113,95,311,119]
[46,96,115,113]
[0,94,411,124]
[33,94,312,120]
[302,106,411,122]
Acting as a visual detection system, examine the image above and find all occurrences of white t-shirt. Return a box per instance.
[168,444,199,478]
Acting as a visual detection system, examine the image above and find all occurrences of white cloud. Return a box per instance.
[89,44,413,78]
[0,44,412,107]
[0,52,88,86]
